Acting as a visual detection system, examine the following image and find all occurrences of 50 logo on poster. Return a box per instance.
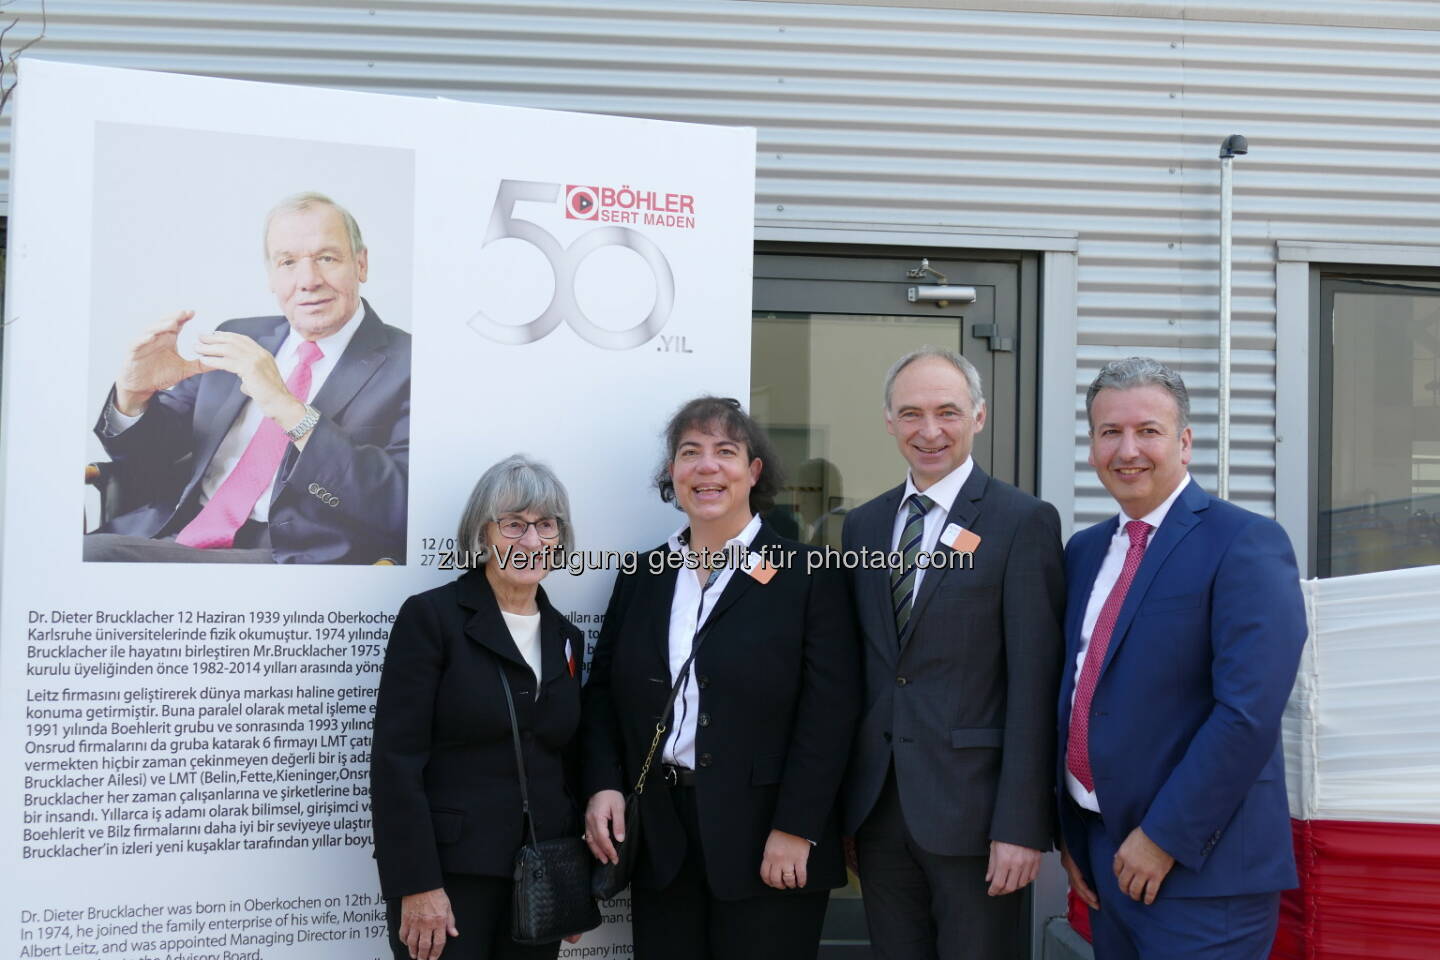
[468,179,676,350]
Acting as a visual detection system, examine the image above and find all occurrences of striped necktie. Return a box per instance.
[891,493,934,638]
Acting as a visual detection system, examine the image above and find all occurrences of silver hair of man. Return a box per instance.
[882,346,985,411]
[1084,356,1191,431]
[457,454,574,567]
[262,191,367,261]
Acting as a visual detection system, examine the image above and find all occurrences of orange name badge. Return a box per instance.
[744,551,777,584]
[941,522,982,555]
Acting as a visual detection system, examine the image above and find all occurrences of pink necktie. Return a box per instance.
[176,341,323,549]
[1067,519,1151,792]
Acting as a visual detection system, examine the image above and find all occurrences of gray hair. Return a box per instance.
[456,455,574,567]
[1085,357,1191,431]
[883,346,985,412]
[262,191,366,261]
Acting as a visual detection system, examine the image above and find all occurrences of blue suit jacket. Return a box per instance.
[1057,479,1305,898]
[92,300,410,564]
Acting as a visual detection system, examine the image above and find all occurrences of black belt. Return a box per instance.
[661,764,697,788]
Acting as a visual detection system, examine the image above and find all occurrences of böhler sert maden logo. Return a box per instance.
[564,184,697,229]
[469,179,678,350]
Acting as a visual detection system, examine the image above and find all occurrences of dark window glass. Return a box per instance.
[1319,277,1440,577]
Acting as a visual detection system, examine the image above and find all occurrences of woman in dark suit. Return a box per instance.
[371,455,583,960]
[581,397,861,960]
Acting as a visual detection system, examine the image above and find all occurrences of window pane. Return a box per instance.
[1324,281,1440,576]
[751,312,962,551]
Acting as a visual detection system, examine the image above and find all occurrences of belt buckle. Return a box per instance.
[662,765,678,788]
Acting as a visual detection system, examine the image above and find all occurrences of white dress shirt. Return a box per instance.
[662,512,763,769]
[103,304,365,523]
[1066,472,1192,812]
[501,609,543,699]
[890,457,974,597]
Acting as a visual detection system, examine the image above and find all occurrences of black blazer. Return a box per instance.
[370,571,583,899]
[840,466,1065,856]
[580,522,861,901]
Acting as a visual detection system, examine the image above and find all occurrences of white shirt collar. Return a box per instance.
[901,456,973,515]
[1117,471,1192,533]
[277,299,366,364]
[668,512,763,555]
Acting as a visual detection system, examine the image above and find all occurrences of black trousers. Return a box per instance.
[631,784,831,960]
[854,767,1025,960]
[385,874,560,960]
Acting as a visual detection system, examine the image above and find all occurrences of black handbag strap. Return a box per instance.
[496,662,541,849]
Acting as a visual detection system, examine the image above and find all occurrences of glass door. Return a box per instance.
[752,246,1037,957]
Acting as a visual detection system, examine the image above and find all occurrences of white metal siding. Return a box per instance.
[5,0,1439,524]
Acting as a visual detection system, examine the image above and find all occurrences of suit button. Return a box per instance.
[698,754,713,768]
[698,713,710,727]
[698,675,710,689]
[896,676,908,687]
[882,732,892,743]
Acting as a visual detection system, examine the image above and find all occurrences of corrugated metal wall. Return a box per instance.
[5,0,1439,524]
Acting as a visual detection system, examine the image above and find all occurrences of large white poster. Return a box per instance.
[0,60,754,957]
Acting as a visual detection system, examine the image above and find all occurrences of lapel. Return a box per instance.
[906,465,987,637]
[647,546,682,673]
[703,521,782,628]
[310,299,389,419]
[1067,518,1117,654]
[1096,479,1210,681]
[182,316,290,501]
[655,520,780,666]
[455,569,529,670]
[1060,521,1112,720]
[863,485,905,657]
[535,588,572,685]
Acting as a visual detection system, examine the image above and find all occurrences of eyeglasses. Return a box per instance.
[496,516,560,540]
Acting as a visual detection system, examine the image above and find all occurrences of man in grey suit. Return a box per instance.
[841,346,1065,960]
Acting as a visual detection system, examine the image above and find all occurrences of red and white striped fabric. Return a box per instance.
[1068,563,1440,958]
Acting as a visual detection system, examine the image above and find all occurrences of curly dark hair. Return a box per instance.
[653,396,784,514]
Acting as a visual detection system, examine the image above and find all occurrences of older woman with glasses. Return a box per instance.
[581,397,861,960]
[371,455,585,960]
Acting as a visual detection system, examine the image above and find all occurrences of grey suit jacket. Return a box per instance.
[840,465,1065,855]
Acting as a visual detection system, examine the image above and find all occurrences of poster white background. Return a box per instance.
[1,60,754,958]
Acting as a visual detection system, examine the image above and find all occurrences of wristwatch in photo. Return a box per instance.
[286,404,321,442]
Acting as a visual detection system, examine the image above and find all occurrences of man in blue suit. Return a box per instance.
[84,192,410,564]
[1057,357,1305,959]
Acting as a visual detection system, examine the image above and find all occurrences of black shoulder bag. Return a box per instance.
[496,663,602,945]
[590,619,715,901]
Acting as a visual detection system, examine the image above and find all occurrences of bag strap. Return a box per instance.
[631,619,716,796]
[495,663,541,849]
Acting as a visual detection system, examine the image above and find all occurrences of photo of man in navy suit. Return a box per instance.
[1057,357,1306,960]
[84,192,410,565]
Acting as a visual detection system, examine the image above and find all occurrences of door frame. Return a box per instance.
[755,244,1024,491]
[755,219,1079,539]
[1276,239,1440,578]
[754,218,1078,960]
